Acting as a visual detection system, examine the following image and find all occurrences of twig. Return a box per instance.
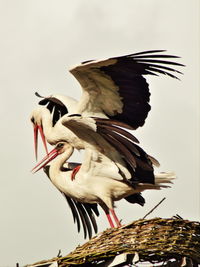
[57,249,62,257]
[143,197,166,219]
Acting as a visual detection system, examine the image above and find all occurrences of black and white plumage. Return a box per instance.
[32,142,175,237]
[68,50,183,128]
[43,164,99,239]
[30,50,183,237]
[30,50,183,179]
[35,50,183,128]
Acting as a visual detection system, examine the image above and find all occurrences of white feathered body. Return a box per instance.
[49,145,175,210]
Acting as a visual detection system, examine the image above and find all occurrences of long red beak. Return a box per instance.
[31,147,58,173]
[34,124,48,160]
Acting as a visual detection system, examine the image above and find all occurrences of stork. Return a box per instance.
[32,142,175,235]
[30,50,183,178]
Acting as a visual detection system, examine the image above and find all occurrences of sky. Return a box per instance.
[0,0,199,266]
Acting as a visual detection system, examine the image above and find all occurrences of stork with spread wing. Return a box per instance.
[30,50,183,237]
[30,50,183,179]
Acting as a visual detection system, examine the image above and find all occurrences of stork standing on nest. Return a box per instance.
[32,141,175,237]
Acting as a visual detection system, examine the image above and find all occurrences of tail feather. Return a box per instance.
[155,172,175,184]
[154,171,175,189]
[137,172,175,191]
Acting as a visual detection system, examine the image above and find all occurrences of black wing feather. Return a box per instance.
[62,193,81,233]
[130,49,167,56]
[94,117,135,130]
[99,126,140,156]
[35,92,68,126]
[125,193,145,206]
[96,119,155,185]
[63,195,99,239]
[83,203,98,234]
[100,131,137,170]
[100,50,183,129]
[75,202,92,239]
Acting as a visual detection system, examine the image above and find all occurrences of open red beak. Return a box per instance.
[31,147,59,173]
[34,124,48,160]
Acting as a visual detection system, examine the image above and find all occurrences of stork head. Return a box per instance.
[31,142,73,173]
[31,92,78,161]
[30,106,49,160]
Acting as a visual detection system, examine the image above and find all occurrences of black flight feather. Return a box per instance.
[96,123,139,144]
[75,202,92,239]
[100,131,137,170]
[62,194,81,232]
[99,128,140,157]
[125,193,145,206]
[99,50,184,129]
[93,117,135,130]
[83,203,98,234]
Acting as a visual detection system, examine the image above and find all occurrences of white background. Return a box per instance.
[0,1,199,266]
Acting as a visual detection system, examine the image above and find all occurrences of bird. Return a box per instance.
[32,141,175,233]
[30,50,183,179]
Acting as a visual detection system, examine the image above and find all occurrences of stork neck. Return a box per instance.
[50,146,74,175]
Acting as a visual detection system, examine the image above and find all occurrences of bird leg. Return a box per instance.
[71,165,81,180]
[110,209,122,227]
[105,212,115,228]
[101,204,118,228]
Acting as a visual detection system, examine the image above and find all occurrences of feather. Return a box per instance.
[96,123,139,144]
[62,194,81,233]
[36,93,68,126]
[76,202,92,239]
[100,131,137,170]
[99,128,140,157]
[83,203,98,234]
[93,117,135,130]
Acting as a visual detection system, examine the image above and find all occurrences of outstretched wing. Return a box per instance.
[61,116,158,184]
[69,50,184,129]
[62,193,99,239]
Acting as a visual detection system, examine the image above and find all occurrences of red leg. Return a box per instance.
[110,209,122,227]
[71,165,81,180]
[105,212,115,228]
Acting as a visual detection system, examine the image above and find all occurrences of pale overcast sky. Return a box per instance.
[0,0,199,266]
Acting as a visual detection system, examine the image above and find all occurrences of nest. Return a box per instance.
[58,218,200,266]
[27,218,200,266]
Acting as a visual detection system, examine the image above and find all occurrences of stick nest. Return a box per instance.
[27,217,200,266]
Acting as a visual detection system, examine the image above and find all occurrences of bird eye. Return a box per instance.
[31,117,35,123]
[56,143,64,149]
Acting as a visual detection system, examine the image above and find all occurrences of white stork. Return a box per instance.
[30,50,183,179]
[32,142,175,237]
